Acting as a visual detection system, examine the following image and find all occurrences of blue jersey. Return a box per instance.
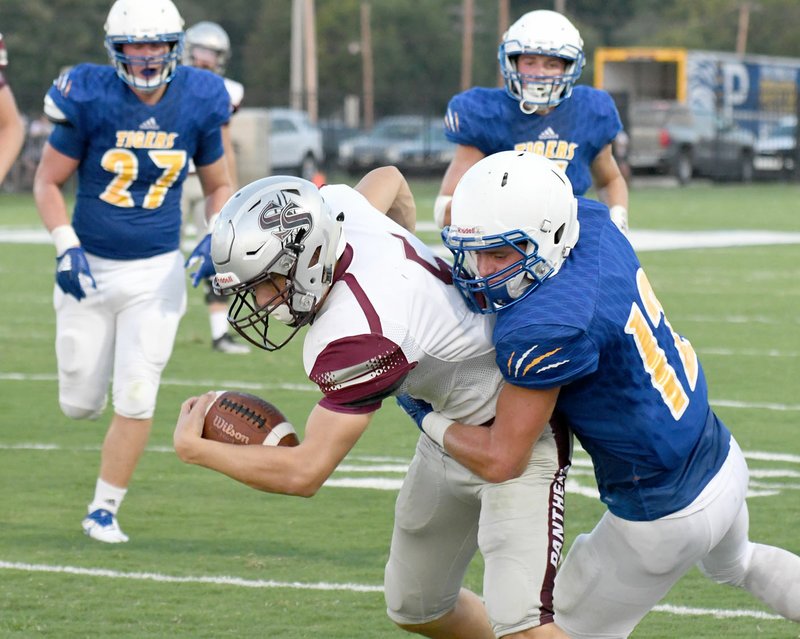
[444,86,621,196]
[493,198,730,521]
[46,64,230,260]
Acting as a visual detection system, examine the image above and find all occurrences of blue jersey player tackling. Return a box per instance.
[33,0,233,544]
[400,151,800,637]
[435,10,629,235]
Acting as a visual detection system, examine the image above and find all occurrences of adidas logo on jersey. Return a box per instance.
[138,117,160,130]
[538,127,559,140]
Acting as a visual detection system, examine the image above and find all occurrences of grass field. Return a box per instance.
[1,178,799,638]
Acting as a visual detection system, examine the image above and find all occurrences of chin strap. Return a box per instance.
[321,212,345,285]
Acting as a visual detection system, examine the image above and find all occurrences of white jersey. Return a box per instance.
[304,185,502,424]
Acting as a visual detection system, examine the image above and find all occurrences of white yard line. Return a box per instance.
[0,560,783,621]
[4,226,800,253]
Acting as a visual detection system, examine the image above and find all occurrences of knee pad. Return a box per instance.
[113,378,158,420]
[59,400,105,421]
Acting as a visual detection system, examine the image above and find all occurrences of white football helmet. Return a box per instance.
[104,0,184,91]
[442,151,579,314]
[499,10,585,113]
[184,21,230,75]
[211,176,346,351]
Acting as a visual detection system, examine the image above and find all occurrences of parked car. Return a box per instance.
[267,108,324,180]
[337,115,455,175]
[628,100,756,184]
[754,118,797,178]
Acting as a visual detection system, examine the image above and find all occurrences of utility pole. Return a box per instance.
[361,2,374,129]
[736,2,751,56]
[461,0,474,91]
[554,0,566,14]
[497,0,510,87]
[303,0,318,123]
[290,0,303,110]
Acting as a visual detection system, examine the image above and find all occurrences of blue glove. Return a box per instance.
[55,246,96,301]
[396,394,434,432]
[185,233,215,288]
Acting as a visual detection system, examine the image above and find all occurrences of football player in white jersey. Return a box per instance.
[174,167,573,638]
[33,0,233,543]
[0,33,25,185]
[181,20,250,354]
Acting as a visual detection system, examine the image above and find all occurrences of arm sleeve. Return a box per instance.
[495,324,599,389]
[310,334,416,415]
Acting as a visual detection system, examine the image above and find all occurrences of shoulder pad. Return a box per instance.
[43,94,69,124]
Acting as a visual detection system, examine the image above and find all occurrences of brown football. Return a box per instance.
[202,391,299,447]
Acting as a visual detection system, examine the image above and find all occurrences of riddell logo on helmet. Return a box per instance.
[211,415,250,444]
[215,273,237,286]
[452,225,483,235]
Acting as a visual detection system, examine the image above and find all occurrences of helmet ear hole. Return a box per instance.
[308,246,322,269]
[554,223,565,244]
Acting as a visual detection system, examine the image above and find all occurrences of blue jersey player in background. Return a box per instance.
[32,0,233,544]
[401,152,800,637]
[434,10,629,235]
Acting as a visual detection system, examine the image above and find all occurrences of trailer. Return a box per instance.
[595,47,800,180]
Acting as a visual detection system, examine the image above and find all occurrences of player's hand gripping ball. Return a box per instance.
[203,391,299,447]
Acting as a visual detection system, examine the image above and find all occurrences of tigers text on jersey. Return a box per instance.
[493,197,731,521]
[444,86,621,196]
[45,64,230,260]
[304,184,502,425]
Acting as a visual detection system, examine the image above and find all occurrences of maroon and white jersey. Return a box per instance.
[304,184,502,425]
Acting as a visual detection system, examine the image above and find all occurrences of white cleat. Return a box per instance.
[81,508,129,543]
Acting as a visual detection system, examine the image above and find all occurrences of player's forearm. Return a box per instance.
[355,165,417,231]
[600,173,628,210]
[180,438,323,497]
[444,422,534,483]
[204,183,233,225]
[0,124,24,182]
[33,181,71,232]
[0,88,24,182]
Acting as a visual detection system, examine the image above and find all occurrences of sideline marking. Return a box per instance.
[5,225,800,254]
[0,560,783,621]
[1,372,799,411]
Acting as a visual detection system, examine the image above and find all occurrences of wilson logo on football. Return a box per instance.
[211,415,251,444]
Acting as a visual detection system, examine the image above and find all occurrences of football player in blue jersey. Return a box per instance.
[0,33,25,185]
[400,151,800,637]
[32,0,233,543]
[435,10,629,234]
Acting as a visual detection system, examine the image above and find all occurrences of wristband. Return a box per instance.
[206,212,221,233]
[51,225,80,255]
[420,412,455,448]
[433,195,452,229]
[609,205,629,234]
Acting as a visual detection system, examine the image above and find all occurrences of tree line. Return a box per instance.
[3,0,800,124]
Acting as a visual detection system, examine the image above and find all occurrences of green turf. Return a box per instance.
[0,180,798,638]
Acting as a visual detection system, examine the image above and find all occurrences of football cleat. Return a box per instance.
[212,333,251,355]
[81,508,129,543]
